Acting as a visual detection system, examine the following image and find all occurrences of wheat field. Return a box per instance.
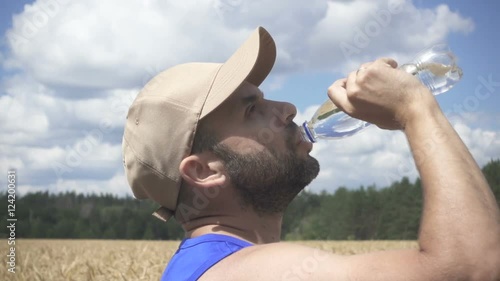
[1,239,418,281]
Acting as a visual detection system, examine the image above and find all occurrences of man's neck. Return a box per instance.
[182,212,283,244]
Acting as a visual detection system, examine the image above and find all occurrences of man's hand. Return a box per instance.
[327,58,438,130]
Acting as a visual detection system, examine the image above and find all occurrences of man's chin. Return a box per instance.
[303,156,320,185]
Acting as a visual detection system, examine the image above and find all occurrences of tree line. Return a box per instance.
[2,159,499,240]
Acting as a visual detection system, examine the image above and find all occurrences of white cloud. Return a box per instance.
[4,0,474,92]
[17,171,130,197]
[72,89,137,127]
[453,121,500,165]
[5,0,251,91]
[404,4,474,47]
[0,152,25,171]
[0,75,52,135]
[307,0,474,73]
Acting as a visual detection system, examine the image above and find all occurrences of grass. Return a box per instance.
[1,239,418,281]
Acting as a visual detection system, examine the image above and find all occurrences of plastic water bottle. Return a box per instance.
[301,44,463,142]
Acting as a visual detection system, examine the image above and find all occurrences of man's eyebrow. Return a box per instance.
[240,91,264,105]
[241,94,258,105]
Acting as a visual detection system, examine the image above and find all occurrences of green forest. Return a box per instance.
[2,159,499,241]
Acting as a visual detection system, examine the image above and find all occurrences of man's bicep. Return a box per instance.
[202,243,437,281]
[340,248,436,281]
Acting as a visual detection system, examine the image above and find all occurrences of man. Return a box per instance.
[123,27,500,280]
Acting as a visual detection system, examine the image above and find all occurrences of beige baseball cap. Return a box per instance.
[122,26,276,222]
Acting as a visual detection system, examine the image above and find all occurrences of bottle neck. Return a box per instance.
[300,121,316,143]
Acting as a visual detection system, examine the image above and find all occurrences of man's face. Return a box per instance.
[204,81,320,215]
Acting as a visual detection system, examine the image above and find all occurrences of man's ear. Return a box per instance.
[179,152,226,188]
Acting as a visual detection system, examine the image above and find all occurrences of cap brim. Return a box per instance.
[199,26,276,119]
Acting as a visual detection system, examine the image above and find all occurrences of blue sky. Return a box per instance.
[1,0,499,196]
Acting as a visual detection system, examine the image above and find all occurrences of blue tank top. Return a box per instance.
[161,234,253,281]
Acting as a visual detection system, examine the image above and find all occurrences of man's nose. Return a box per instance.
[271,101,297,126]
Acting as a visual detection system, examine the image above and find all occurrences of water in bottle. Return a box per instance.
[301,44,463,142]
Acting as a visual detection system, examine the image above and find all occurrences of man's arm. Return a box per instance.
[330,58,500,280]
[201,59,500,281]
[402,93,500,280]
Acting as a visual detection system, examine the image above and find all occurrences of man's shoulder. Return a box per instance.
[199,242,345,281]
[199,242,439,281]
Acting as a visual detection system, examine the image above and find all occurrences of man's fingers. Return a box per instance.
[327,57,398,118]
[377,57,398,69]
[346,69,359,94]
[327,78,352,114]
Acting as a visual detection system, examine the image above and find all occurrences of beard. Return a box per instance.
[211,124,320,216]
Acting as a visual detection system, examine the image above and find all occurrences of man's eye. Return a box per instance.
[247,104,256,115]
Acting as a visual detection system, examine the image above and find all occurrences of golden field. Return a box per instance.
[1,239,418,281]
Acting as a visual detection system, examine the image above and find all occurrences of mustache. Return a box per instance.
[290,122,299,130]
[285,122,298,134]
[285,122,299,145]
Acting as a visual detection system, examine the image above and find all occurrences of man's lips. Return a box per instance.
[286,123,300,144]
[295,129,303,145]
[284,122,313,153]
[298,136,313,152]
[292,124,313,152]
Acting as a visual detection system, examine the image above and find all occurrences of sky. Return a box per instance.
[0,0,499,197]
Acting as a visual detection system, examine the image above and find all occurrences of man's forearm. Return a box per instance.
[404,102,500,278]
